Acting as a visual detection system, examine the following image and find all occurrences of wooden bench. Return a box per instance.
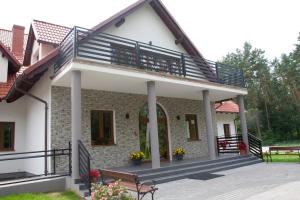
[99,169,158,200]
[266,146,300,162]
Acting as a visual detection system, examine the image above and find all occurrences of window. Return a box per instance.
[0,122,15,151]
[91,110,114,146]
[185,114,199,141]
[223,124,231,138]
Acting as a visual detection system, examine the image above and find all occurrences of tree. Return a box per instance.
[221,42,272,135]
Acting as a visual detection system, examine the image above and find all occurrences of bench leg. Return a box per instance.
[151,191,155,200]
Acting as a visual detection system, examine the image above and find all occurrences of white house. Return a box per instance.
[0,0,256,193]
[215,100,239,138]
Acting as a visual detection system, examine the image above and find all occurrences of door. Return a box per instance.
[139,104,169,160]
[223,124,231,138]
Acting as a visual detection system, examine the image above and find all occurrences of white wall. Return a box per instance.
[0,56,8,83]
[24,70,52,174]
[104,4,187,54]
[30,41,54,64]
[40,43,55,58]
[216,113,237,137]
[0,98,27,173]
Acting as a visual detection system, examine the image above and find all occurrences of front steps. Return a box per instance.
[130,155,262,184]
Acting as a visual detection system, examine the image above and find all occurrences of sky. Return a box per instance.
[1,0,299,61]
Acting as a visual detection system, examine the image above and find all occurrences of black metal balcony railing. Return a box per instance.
[54,26,245,88]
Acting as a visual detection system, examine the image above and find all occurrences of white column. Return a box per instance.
[147,81,160,169]
[237,95,249,153]
[71,70,81,179]
[203,90,217,160]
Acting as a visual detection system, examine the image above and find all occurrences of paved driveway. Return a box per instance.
[145,163,300,200]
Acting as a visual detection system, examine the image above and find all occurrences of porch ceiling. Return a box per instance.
[51,60,247,101]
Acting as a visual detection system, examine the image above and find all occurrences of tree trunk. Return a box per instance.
[255,114,262,138]
[264,99,271,131]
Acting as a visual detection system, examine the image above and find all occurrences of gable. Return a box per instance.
[104,3,187,54]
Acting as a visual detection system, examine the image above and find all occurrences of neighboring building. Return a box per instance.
[215,100,239,138]
[0,0,249,185]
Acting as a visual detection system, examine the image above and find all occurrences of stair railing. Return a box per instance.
[78,140,92,196]
[248,133,263,159]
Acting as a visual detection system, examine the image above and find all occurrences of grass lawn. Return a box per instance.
[0,191,80,200]
[264,154,300,162]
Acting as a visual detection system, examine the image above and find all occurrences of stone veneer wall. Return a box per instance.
[51,86,217,169]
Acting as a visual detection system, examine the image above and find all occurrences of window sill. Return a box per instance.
[187,138,201,142]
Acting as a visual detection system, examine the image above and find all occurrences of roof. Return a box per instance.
[92,0,207,59]
[32,20,71,45]
[4,48,59,102]
[0,41,21,71]
[0,28,28,63]
[0,74,16,100]
[215,100,239,113]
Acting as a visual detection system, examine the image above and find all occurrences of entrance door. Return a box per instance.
[139,104,169,160]
[223,124,231,138]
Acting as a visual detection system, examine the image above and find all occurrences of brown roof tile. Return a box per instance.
[0,74,16,99]
[215,100,239,113]
[32,20,71,45]
[0,28,28,63]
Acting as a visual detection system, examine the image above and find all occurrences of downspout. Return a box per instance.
[14,82,49,176]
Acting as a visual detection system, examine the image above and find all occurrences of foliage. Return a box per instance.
[173,147,185,156]
[238,142,247,151]
[0,191,80,200]
[221,37,300,145]
[91,180,134,200]
[129,151,145,160]
[90,169,100,181]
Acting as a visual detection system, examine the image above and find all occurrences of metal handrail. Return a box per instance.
[0,142,72,185]
[78,140,92,196]
[54,26,245,88]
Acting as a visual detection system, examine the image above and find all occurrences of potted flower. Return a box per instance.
[89,169,100,183]
[219,140,228,149]
[173,147,185,160]
[130,151,145,166]
[238,141,247,156]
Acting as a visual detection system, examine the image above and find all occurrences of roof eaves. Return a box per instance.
[0,41,21,71]
[5,48,59,103]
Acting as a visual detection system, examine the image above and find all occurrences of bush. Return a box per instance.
[91,180,134,200]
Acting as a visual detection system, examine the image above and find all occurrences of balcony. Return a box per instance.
[54,27,245,88]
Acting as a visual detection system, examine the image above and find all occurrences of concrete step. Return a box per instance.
[138,156,257,181]
[131,155,249,175]
[142,158,262,184]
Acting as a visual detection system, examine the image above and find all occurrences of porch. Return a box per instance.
[50,26,250,182]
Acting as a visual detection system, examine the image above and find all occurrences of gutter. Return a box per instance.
[13,77,49,176]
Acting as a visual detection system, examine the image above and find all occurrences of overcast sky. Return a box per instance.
[1,0,299,61]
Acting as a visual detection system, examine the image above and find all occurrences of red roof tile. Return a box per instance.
[0,28,28,63]
[215,100,239,113]
[0,74,16,99]
[32,20,71,45]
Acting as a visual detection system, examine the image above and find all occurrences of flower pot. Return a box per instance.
[175,154,184,160]
[240,149,247,156]
[132,159,142,166]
